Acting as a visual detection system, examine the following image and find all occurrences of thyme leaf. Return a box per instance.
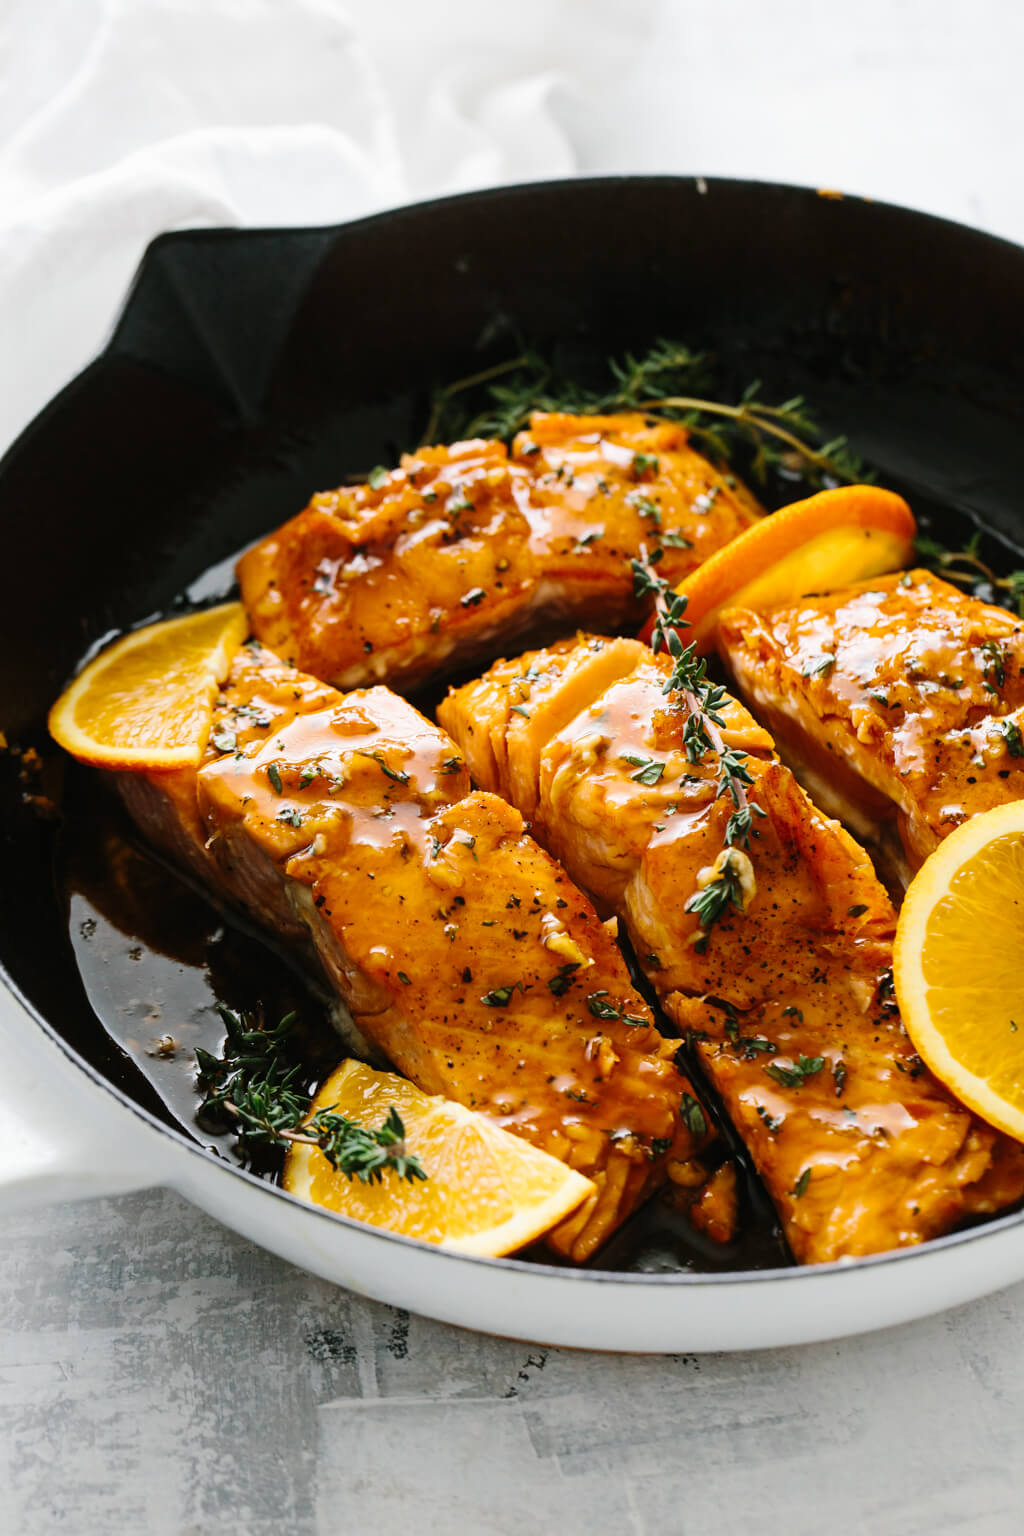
[1001,720,1024,758]
[196,1007,426,1183]
[304,1104,426,1183]
[680,1092,707,1138]
[632,451,660,480]
[621,753,666,786]
[354,750,410,784]
[915,532,1024,618]
[765,1055,826,1088]
[481,985,517,1007]
[632,551,763,942]
[684,854,748,932]
[548,963,580,997]
[586,991,647,1025]
[424,338,870,489]
[981,640,1007,689]
[724,1011,778,1060]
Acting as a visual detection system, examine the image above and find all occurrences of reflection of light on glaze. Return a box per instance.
[238,438,539,690]
[513,416,758,591]
[202,677,465,864]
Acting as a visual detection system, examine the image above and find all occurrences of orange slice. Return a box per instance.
[49,603,248,770]
[894,802,1024,1142]
[641,485,916,653]
[283,1059,595,1255]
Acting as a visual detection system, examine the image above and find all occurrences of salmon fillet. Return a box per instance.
[716,569,1024,884]
[237,413,759,691]
[117,641,708,1261]
[512,412,759,629]
[440,636,1024,1263]
[237,439,538,693]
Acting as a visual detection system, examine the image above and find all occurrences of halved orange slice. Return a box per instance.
[284,1059,595,1255]
[48,603,248,770]
[641,485,916,652]
[894,802,1024,1142]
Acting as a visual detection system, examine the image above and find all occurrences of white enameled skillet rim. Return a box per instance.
[8,173,1024,1289]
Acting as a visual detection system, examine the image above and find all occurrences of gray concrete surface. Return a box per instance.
[2,1187,1022,1534]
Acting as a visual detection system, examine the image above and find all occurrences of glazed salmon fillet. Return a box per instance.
[236,413,759,691]
[717,570,1024,885]
[237,439,538,693]
[440,637,1024,1263]
[512,412,759,628]
[117,642,708,1261]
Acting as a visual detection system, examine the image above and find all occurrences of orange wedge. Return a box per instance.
[48,603,248,770]
[283,1059,595,1255]
[894,802,1024,1142]
[641,485,916,653]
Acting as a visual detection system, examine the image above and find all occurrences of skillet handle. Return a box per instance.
[0,992,165,1212]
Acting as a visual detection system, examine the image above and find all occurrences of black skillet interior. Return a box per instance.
[4,175,1024,1272]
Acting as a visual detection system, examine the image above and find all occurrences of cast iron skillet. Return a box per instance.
[4,176,1024,1309]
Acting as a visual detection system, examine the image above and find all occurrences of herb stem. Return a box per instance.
[631,548,762,940]
[221,1099,313,1146]
[915,533,1024,618]
[221,1100,413,1162]
[421,354,532,446]
[643,395,856,481]
[421,340,868,488]
[198,1007,426,1184]
[642,545,754,838]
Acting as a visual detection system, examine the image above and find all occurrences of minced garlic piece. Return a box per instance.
[695,847,756,909]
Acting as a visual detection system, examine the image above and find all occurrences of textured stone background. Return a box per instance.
[3,1188,1023,1535]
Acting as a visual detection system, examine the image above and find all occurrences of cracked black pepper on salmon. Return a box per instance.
[236,412,760,691]
[115,639,709,1261]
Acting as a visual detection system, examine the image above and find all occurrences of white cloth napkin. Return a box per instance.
[3,0,1024,452]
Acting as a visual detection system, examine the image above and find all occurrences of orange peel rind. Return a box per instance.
[641,485,916,653]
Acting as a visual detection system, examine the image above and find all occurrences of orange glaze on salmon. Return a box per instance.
[716,569,1024,883]
[236,414,760,692]
[236,439,538,693]
[117,641,708,1261]
[512,412,759,629]
[440,636,1024,1263]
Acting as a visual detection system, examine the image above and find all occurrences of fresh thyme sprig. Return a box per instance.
[632,552,764,945]
[425,339,869,489]
[915,531,1024,617]
[196,1006,427,1184]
